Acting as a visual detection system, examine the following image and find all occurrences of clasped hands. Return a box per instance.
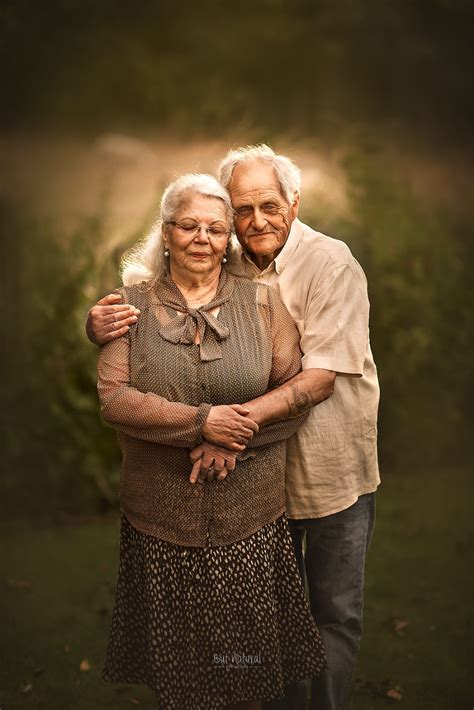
[189,404,258,484]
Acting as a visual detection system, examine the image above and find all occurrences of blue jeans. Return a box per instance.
[264,493,376,710]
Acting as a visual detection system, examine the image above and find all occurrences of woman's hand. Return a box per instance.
[189,442,237,484]
[201,405,259,451]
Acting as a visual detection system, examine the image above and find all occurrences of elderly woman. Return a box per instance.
[96,173,326,710]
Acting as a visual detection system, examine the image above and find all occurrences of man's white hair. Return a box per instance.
[121,173,239,285]
[217,144,301,204]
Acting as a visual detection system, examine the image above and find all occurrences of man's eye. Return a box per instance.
[235,207,253,219]
[262,204,279,214]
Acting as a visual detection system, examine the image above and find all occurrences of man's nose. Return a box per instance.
[251,208,267,231]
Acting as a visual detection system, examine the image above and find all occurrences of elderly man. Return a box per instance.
[86,145,380,710]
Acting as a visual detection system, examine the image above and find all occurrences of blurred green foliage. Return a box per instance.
[1,0,473,147]
[345,154,473,466]
[2,204,122,518]
[300,151,473,469]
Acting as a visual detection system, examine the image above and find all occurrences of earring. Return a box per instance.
[164,249,170,257]
[222,256,227,264]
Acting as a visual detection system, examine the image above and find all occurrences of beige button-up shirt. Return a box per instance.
[240,218,381,518]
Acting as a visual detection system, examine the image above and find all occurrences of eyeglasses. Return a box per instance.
[166,221,230,238]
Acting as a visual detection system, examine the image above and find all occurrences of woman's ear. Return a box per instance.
[161,224,169,249]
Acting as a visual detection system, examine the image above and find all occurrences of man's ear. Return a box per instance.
[290,192,300,220]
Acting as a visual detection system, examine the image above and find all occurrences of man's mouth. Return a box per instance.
[246,231,276,238]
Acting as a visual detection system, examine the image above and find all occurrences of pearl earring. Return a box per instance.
[164,249,170,257]
[222,256,227,264]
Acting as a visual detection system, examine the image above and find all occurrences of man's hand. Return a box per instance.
[202,404,259,451]
[86,294,140,345]
[188,442,237,484]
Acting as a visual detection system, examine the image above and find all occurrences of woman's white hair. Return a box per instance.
[217,144,301,203]
[121,173,242,286]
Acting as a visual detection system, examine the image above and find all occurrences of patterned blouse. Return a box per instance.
[97,269,307,547]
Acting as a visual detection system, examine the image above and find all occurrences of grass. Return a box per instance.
[348,467,472,709]
[0,467,471,710]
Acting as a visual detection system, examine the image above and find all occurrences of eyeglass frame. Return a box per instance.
[165,220,231,238]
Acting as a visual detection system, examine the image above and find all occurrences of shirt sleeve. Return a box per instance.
[246,285,309,450]
[300,259,370,376]
[97,335,212,447]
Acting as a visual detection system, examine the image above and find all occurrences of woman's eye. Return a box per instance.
[208,227,227,236]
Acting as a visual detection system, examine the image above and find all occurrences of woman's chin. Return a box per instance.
[185,260,220,274]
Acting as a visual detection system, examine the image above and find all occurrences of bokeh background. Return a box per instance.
[1,1,472,708]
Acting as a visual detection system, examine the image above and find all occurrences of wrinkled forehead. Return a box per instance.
[173,191,229,220]
[229,161,286,204]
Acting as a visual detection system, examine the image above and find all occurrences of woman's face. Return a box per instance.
[163,194,230,280]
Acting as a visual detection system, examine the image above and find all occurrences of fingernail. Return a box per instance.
[131,316,137,321]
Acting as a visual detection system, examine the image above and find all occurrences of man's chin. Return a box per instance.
[245,235,279,254]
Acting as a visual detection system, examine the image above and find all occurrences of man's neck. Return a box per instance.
[249,247,283,271]
[251,255,271,271]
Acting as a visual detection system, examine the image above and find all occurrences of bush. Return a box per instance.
[301,151,473,468]
[2,203,123,519]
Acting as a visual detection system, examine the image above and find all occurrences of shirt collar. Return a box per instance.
[273,218,303,274]
[239,218,303,276]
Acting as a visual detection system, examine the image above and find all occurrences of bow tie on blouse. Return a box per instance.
[156,271,234,362]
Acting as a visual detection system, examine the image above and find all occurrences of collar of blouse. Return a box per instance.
[155,269,235,362]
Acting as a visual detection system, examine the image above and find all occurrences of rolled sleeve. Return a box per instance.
[300,262,370,376]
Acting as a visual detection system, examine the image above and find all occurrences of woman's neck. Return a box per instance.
[170,267,221,308]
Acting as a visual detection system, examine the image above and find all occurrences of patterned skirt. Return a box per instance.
[103,514,326,709]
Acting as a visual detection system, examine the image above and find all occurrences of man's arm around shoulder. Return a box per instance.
[86,294,140,345]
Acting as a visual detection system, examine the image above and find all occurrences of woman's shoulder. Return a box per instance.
[115,280,154,309]
[230,274,281,309]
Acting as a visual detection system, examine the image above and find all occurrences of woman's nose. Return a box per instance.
[193,226,210,242]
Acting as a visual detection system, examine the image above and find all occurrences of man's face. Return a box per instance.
[229,162,299,268]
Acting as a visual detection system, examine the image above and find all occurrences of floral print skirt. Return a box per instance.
[103,514,326,709]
